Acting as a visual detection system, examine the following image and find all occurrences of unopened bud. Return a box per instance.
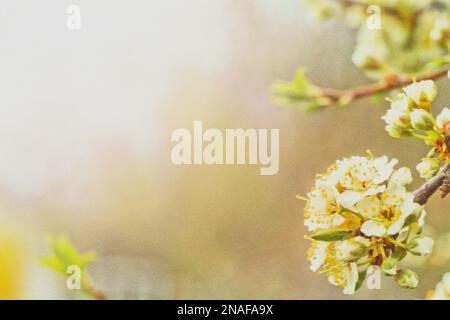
[385,125,413,139]
[408,236,434,256]
[395,269,419,289]
[382,109,411,129]
[410,109,435,131]
[403,80,437,107]
[436,107,450,129]
[416,158,440,180]
[381,257,397,276]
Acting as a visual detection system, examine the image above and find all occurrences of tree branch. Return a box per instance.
[82,279,108,300]
[413,163,450,205]
[320,68,449,104]
[86,286,108,300]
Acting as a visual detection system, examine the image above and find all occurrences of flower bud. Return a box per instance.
[381,257,397,276]
[391,247,407,261]
[416,158,440,180]
[403,80,437,107]
[385,125,413,139]
[408,236,434,256]
[430,18,450,41]
[314,3,340,20]
[389,167,413,186]
[391,93,412,111]
[352,49,382,70]
[335,237,369,262]
[436,107,450,129]
[427,272,450,300]
[410,109,435,131]
[382,109,411,128]
[395,269,419,289]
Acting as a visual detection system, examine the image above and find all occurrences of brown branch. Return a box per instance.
[320,68,449,104]
[413,163,450,205]
[87,287,108,300]
[82,279,108,300]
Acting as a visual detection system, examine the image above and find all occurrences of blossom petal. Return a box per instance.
[373,158,397,184]
[387,217,406,235]
[343,263,359,295]
[356,196,380,218]
[337,191,363,208]
[389,167,413,186]
[361,220,386,237]
[309,242,328,272]
[365,185,385,196]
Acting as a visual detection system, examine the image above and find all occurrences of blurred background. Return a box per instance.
[0,0,448,299]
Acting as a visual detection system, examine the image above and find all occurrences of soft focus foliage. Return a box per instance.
[40,235,96,275]
[272,69,333,111]
[273,0,450,110]
[308,0,450,77]
[427,272,450,299]
[0,226,25,299]
[40,235,98,299]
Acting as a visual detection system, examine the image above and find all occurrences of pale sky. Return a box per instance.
[0,0,236,195]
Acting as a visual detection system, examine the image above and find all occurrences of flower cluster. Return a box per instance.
[427,272,450,300]
[305,1,450,80]
[382,80,450,180]
[304,154,433,294]
[274,2,450,111]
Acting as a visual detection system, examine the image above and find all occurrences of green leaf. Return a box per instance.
[271,68,331,111]
[347,245,369,262]
[391,247,407,261]
[39,256,66,274]
[39,235,96,274]
[311,230,354,242]
[355,269,367,291]
[401,215,418,229]
[427,56,450,68]
[395,269,419,289]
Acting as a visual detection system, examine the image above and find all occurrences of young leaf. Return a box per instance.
[272,68,330,111]
[39,235,96,273]
[355,269,367,291]
[311,230,354,242]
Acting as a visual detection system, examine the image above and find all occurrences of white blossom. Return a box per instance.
[436,107,450,129]
[303,154,431,294]
[307,240,360,295]
[428,273,450,300]
[416,158,440,180]
[408,236,434,256]
[403,80,437,107]
[410,109,434,131]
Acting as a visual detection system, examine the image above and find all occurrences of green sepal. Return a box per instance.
[311,230,354,242]
[355,269,367,291]
[391,247,407,261]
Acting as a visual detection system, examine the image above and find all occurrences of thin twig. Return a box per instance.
[320,68,450,104]
[82,279,108,300]
[413,163,450,205]
[87,287,108,300]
